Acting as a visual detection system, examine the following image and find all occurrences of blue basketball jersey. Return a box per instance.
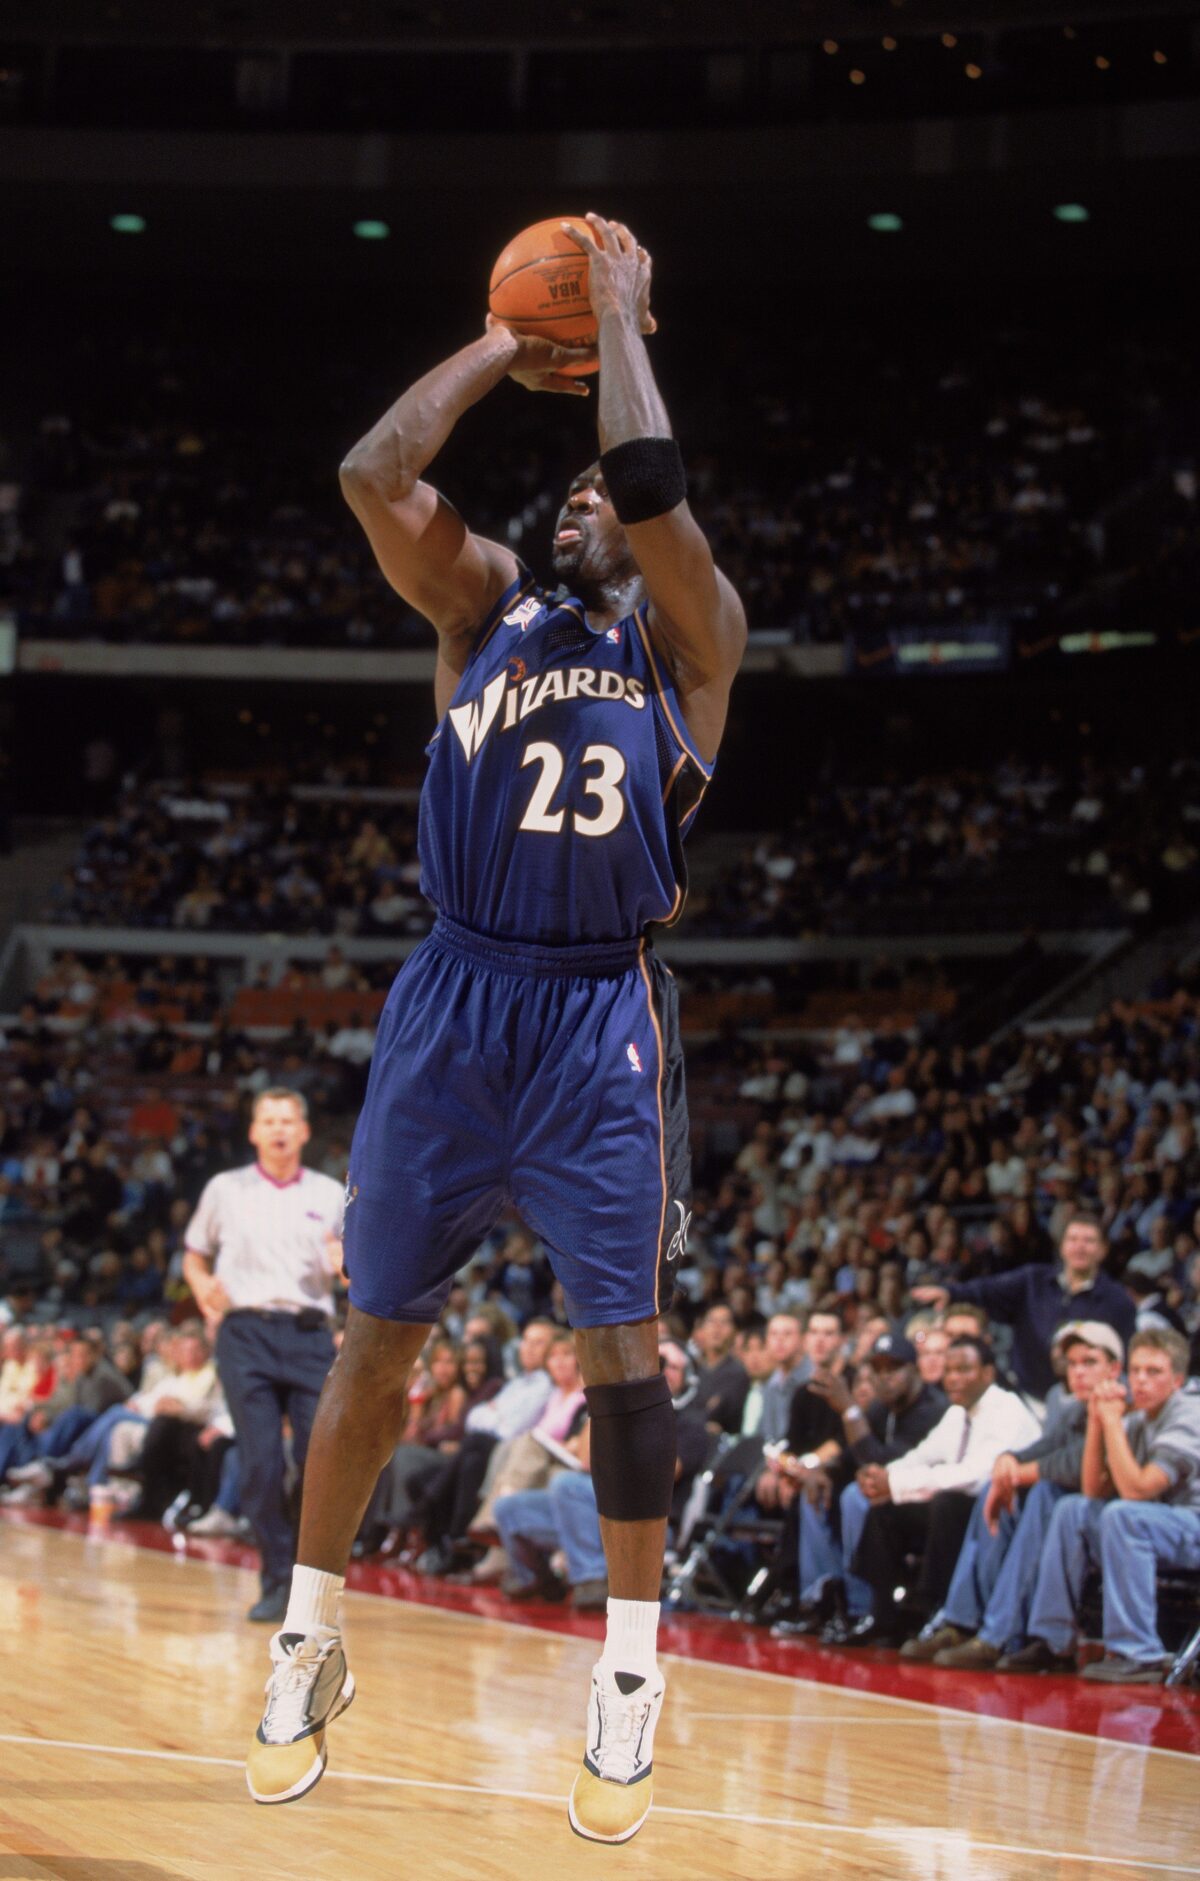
[418,566,713,945]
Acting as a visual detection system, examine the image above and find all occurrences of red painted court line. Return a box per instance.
[7,1504,1198,1755]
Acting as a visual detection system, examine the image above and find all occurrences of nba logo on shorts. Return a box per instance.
[626,1041,642,1074]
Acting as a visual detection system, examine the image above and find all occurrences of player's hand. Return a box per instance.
[562,215,657,335]
[485,314,597,395]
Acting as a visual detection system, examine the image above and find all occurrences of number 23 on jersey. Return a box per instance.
[518,742,627,837]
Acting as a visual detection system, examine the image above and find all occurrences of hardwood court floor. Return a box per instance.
[1,1519,1197,1881]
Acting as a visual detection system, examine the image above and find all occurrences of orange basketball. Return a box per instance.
[489,216,597,376]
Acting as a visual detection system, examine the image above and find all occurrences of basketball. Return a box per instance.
[489,215,598,375]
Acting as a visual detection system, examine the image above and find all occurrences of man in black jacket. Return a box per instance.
[692,1304,750,1435]
[770,1332,946,1638]
[912,1215,1133,1401]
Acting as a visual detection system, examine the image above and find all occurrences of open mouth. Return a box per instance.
[554,526,583,547]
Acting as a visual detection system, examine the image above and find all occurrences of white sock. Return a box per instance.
[599,1597,660,1680]
[283,1565,344,1638]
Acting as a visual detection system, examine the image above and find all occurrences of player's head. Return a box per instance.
[551,464,639,603]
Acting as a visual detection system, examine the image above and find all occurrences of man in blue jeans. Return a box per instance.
[494,1459,611,1611]
[1004,1327,1200,1683]
[901,1320,1124,1666]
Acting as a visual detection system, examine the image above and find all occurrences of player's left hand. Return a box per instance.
[562,214,657,335]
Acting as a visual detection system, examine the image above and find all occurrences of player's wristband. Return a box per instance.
[599,436,686,525]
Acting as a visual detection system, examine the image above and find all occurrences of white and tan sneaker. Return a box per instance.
[246,1629,355,1805]
[567,1661,666,1845]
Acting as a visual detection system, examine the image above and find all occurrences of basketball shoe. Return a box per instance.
[567,1661,666,1844]
[245,1629,355,1805]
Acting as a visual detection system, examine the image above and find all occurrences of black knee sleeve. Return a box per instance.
[584,1373,676,1522]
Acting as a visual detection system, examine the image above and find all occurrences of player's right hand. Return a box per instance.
[485,314,598,395]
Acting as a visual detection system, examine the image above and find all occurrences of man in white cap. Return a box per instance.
[904,1320,1123,1666]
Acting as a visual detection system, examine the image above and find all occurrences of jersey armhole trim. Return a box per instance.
[633,607,715,781]
[468,562,537,667]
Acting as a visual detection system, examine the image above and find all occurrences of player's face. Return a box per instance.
[551,466,636,591]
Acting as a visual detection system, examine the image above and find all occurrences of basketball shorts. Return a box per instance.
[341,913,692,1328]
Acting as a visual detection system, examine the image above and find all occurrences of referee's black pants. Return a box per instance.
[216,1310,335,1592]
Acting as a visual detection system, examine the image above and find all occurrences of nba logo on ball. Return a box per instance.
[626,1042,643,1074]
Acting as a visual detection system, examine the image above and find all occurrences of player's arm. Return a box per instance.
[567,216,746,714]
[339,327,595,713]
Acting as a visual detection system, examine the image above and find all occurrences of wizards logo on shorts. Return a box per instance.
[665,1201,692,1264]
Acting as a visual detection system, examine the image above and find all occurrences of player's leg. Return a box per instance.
[246,1307,429,1805]
[293,1307,431,1575]
[509,947,687,1843]
[575,1319,671,1601]
[563,1318,674,1843]
[247,936,510,1804]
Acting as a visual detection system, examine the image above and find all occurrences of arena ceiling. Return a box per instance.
[8,0,1200,48]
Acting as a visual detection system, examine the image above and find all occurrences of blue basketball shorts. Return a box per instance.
[340,914,692,1328]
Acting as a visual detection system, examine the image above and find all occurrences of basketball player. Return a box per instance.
[246,214,746,1846]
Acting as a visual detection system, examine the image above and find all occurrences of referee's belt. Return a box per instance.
[226,1306,329,1329]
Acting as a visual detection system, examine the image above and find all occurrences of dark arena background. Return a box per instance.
[1,2,1198,1876]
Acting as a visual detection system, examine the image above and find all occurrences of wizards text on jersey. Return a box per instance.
[418,567,713,947]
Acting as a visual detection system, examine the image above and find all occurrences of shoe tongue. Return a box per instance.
[277,1632,308,1654]
[614,1672,645,1696]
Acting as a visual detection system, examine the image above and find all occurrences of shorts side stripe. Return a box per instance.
[637,946,669,1299]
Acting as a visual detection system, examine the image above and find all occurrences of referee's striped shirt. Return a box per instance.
[185,1163,345,1316]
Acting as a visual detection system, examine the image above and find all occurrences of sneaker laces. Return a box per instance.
[261,1634,336,1741]
[592,1685,655,1785]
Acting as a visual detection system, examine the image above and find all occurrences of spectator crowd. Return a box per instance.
[5,306,1197,650]
[2,925,1199,1684]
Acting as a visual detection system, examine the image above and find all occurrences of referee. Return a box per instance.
[183,1087,344,1622]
